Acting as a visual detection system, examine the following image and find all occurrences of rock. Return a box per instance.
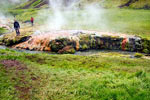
[2,29,150,54]
[75,40,80,51]
[49,38,76,52]
[141,38,150,54]
[79,34,91,50]
[2,35,31,46]
[58,46,75,54]
[44,47,51,51]
[122,38,128,51]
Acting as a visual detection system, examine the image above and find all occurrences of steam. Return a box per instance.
[37,0,104,31]
[0,0,28,31]
[0,13,7,25]
[0,0,106,33]
[0,0,28,19]
[45,0,79,30]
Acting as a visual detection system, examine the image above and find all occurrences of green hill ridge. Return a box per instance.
[18,0,150,9]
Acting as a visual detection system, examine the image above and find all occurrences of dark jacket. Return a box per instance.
[14,21,20,29]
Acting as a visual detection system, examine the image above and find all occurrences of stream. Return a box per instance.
[0,45,138,58]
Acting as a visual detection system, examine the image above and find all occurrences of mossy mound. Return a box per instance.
[1,27,33,46]
[2,30,150,54]
[49,38,76,53]
[141,38,150,54]
[2,35,31,46]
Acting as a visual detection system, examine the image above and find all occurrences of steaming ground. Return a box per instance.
[34,8,150,39]
[36,2,104,31]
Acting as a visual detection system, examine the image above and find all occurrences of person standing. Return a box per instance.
[14,20,20,36]
[31,17,34,26]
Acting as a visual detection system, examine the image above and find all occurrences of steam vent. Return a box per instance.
[1,30,150,54]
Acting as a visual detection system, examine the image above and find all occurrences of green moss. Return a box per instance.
[142,38,150,53]
[143,49,149,54]
[81,34,91,40]
[79,35,91,50]
[82,44,88,50]
[2,32,32,46]
[134,53,143,58]
[90,37,97,48]
[50,38,76,53]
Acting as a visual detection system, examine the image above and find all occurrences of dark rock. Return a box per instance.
[58,46,75,54]
[49,38,76,52]
[2,36,31,46]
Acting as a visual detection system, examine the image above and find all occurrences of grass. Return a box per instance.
[8,9,39,21]
[98,0,150,9]
[0,28,7,35]
[16,0,48,9]
[0,48,150,100]
[17,0,150,9]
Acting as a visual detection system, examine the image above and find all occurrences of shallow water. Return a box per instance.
[75,49,136,56]
[0,45,137,58]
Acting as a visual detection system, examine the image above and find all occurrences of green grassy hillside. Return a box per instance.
[17,0,49,9]
[17,0,150,9]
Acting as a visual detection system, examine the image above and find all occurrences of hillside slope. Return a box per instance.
[17,0,49,9]
[18,0,150,9]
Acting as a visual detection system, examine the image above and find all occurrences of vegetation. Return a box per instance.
[1,26,33,46]
[17,0,49,9]
[134,53,143,58]
[17,0,150,9]
[0,48,150,100]
[0,28,7,35]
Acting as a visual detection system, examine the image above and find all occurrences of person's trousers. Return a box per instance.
[15,28,20,36]
[31,21,34,26]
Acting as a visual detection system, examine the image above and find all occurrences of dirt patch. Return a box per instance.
[0,60,39,100]
[1,60,27,70]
